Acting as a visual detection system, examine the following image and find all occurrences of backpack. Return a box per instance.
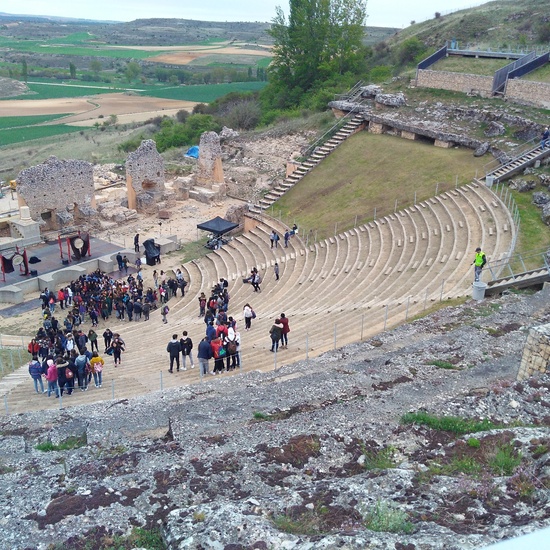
[163,305,169,315]
[65,368,74,379]
[75,355,87,370]
[227,339,237,355]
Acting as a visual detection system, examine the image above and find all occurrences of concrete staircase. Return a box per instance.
[484,142,550,183]
[0,183,515,415]
[251,114,365,214]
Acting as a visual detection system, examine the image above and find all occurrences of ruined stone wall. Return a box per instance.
[505,79,550,109]
[416,69,493,97]
[125,140,165,211]
[517,324,550,380]
[196,131,224,186]
[17,156,95,228]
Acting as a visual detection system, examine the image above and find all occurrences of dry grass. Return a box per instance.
[274,132,487,239]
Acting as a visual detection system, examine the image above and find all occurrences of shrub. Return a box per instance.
[429,359,456,369]
[35,435,87,452]
[467,437,481,448]
[489,444,521,476]
[361,445,397,470]
[400,411,500,435]
[362,500,414,534]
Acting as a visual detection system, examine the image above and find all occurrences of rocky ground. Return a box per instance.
[1,286,549,550]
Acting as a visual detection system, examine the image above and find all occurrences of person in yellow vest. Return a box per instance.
[472,247,487,282]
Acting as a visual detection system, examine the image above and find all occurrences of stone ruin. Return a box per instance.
[125,139,167,214]
[196,131,225,186]
[16,156,96,231]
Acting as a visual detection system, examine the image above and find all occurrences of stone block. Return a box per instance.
[434,139,453,149]
[401,130,417,140]
[368,122,386,134]
[158,210,171,219]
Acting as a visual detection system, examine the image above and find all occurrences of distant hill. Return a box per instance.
[388,0,550,51]
[0,12,397,47]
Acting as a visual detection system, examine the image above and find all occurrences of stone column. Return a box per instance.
[517,324,550,380]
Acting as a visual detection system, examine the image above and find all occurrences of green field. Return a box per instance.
[139,81,267,102]
[188,54,272,68]
[5,82,131,100]
[0,124,87,146]
[0,114,70,129]
[0,35,157,59]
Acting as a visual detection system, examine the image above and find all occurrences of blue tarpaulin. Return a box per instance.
[185,146,199,158]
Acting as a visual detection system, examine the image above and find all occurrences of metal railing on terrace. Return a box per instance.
[485,247,550,283]
[298,103,366,162]
[483,137,539,177]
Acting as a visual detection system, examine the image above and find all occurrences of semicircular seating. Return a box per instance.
[1,182,514,414]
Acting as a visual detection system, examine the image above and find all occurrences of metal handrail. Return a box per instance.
[483,137,539,176]
[299,102,366,161]
[486,247,550,282]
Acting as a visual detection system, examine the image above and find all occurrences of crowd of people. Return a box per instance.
[27,228,295,396]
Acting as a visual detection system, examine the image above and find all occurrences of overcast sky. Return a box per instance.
[2,0,488,29]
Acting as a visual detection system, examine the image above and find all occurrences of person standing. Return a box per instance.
[269,319,284,353]
[134,233,140,253]
[279,313,290,349]
[472,247,487,282]
[87,329,99,353]
[270,230,276,249]
[167,334,182,373]
[541,127,549,149]
[90,351,105,387]
[112,334,125,367]
[116,252,123,271]
[197,336,213,376]
[274,262,279,281]
[252,272,261,292]
[56,356,69,397]
[284,230,290,248]
[225,324,238,371]
[45,357,60,398]
[162,304,170,324]
[142,302,150,321]
[180,331,194,370]
[210,335,225,374]
[28,355,45,394]
[243,303,254,331]
[75,351,90,391]
[103,328,113,352]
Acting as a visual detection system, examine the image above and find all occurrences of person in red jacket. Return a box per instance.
[27,338,40,357]
[279,313,290,349]
[210,336,225,374]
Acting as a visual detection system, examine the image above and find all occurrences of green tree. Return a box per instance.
[69,62,77,79]
[21,59,28,82]
[266,0,366,108]
[90,59,102,77]
[125,61,141,82]
[396,37,426,65]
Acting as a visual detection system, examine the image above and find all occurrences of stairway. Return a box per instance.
[250,114,365,214]
[484,143,550,183]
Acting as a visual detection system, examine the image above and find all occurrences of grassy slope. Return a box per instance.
[386,0,550,52]
[275,132,487,239]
